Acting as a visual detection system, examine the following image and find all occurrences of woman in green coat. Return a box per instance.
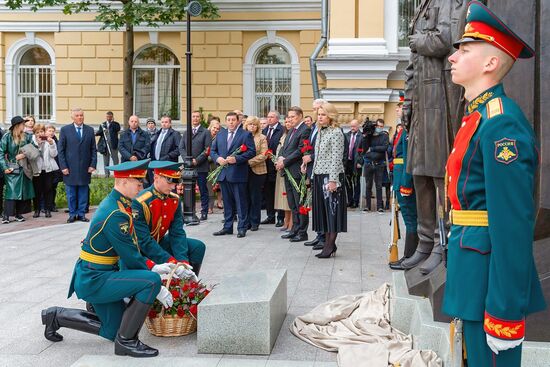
[0,116,35,223]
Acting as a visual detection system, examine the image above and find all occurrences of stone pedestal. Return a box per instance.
[197,269,287,355]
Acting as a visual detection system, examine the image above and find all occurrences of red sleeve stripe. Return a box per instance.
[146,259,156,270]
[484,312,525,340]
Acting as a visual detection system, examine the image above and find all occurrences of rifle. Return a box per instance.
[101,122,113,158]
[388,187,400,263]
[449,318,464,367]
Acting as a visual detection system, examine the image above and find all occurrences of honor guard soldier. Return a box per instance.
[389,93,419,270]
[41,159,176,358]
[132,161,206,278]
[443,2,546,366]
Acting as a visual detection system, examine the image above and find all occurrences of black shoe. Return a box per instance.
[290,234,308,242]
[304,238,320,246]
[275,219,284,227]
[41,307,101,343]
[316,245,337,258]
[2,216,9,224]
[114,299,159,358]
[200,213,208,221]
[260,217,275,225]
[33,211,40,218]
[14,215,25,222]
[51,207,59,213]
[67,216,76,223]
[377,208,384,213]
[389,262,407,270]
[45,211,52,218]
[213,228,233,236]
[312,242,325,250]
[237,231,246,238]
[250,225,259,232]
[64,209,70,213]
[79,216,90,222]
[281,232,296,239]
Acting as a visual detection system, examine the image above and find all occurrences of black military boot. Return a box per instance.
[41,307,101,342]
[114,299,158,358]
[190,262,202,277]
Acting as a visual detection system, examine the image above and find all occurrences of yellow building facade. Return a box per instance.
[0,0,415,127]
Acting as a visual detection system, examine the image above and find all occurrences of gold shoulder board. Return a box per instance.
[136,191,153,203]
[487,98,503,119]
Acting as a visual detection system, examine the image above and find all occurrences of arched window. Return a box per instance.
[254,45,292,118]
[133,45,181,121]
[17,46,54,121]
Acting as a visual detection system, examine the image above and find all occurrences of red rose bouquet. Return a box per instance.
[207,144,248,183]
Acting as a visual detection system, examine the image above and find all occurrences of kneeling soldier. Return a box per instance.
[443,2,546,366]
[132,161,206,278]
[41,160,175,358]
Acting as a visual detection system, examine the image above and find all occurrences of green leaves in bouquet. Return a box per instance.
[149,277,214,319]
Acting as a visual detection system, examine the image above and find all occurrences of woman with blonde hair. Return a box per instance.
[244,116,268,231]
[31,123,58,218]
[206,117,223,211]
[0,116,35,223]
[311,102,347,258]
[274,118,293,231]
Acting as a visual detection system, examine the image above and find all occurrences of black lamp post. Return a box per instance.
[181,0,202,225]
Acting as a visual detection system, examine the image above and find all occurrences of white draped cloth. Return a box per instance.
[290,284,442,367]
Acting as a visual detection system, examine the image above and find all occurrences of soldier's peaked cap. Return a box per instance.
[106,159,150,178]
[454,1,535,60]
[149,160,183,179]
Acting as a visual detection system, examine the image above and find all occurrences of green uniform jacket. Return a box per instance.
[68,189,151,300]
[132,186,190,263]
[0,132,35,200]
[443,84,546,341]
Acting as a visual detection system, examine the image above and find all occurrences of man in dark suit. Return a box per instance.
[260,110,284,226]
[276,106,311,242]
[0,127,4,217]
[118,115,151,163]
[211,112,256,238]
[151,115,181,162]
[344,119,363,208]
[95,111,121,178]
[179,111,211,221]
[58,108,97,223]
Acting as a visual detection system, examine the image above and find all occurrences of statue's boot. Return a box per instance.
[418,243,444,275]
[41,307,101,342]
[389,232,419,270]
[114,299,158,358]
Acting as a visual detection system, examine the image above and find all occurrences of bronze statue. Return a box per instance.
[401,0,467,275]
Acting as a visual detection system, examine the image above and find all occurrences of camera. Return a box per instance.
[362,117,376,137]
[39,135,48,140]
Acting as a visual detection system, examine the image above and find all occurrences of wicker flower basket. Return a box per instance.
[145,263,198,337]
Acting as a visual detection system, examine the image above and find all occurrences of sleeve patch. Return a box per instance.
[494,138,518,164]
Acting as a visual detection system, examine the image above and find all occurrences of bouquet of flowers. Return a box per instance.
[207,144,248,184]
[145,266,215,337]
[264,149,303,197]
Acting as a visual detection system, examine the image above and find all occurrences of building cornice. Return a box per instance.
[321,88,401,103]
[316,58,400,80]
[0,19,321,32]
[0,0,321,13]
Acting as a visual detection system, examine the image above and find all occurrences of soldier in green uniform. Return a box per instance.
[443,2,546,365]
[41,159,176,358]
[132,161,206,278]
[389,95,419,270]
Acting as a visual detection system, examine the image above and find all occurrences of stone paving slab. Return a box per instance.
[0,209,395,367]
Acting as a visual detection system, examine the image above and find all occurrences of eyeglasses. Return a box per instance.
[163,176,181,184]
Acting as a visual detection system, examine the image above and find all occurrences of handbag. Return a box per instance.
[7,162,21,175]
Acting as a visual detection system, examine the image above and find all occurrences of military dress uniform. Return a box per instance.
[41,160,164,358]
[132,161,206,274]
[389,126,419,269]
[442,3,546,366]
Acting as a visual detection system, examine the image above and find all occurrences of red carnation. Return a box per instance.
[357,148,364,153]
[265,149,273,156]
[177,306,185,318]
[282,192,287,196]
[240,144,248,152]
[171,289,180,299]
[182,283,191,292]
[204,289,210,296]
[299,206,311,215]
[303,140,310,145]
[148,309,157,318]
[189,304,198,317]
[189,291,196,299]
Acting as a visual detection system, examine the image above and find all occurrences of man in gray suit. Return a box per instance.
[179,111,211,221]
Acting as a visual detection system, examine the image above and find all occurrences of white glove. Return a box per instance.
[486,334,524,354]
[174,263,198,282]
[156,286,173,308]
[151,263,175,275]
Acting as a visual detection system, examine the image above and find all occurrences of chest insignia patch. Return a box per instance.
[119,222,130,235]
[131,210,139,219]
[495,138,518,164]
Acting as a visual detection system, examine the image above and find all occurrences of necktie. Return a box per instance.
[77,127,82,140]
[227,130,235,148]
[267,127,273,142]
[289,128,296,140]
[155,130,166,159]
[193,128,197,136]
[348,133,355,160]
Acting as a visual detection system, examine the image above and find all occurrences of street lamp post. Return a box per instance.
[181,1,202,225]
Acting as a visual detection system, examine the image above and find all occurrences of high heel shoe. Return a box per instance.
[316,245,337,258]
